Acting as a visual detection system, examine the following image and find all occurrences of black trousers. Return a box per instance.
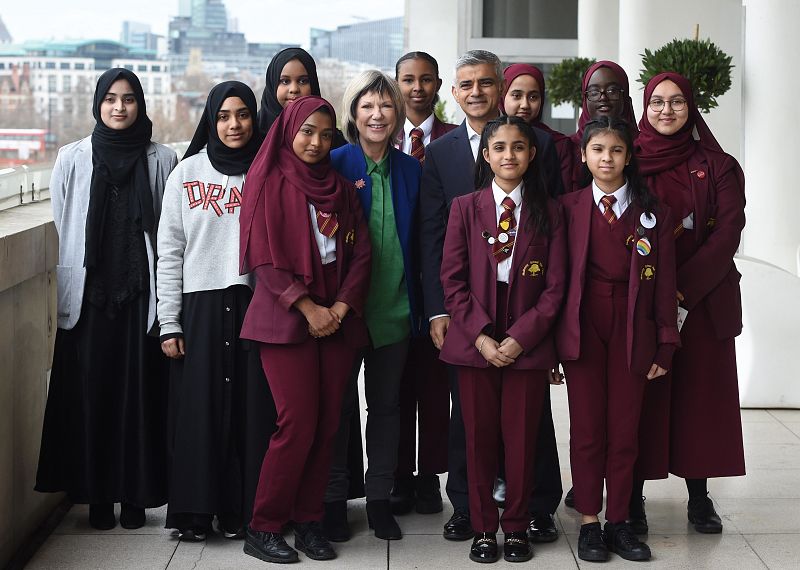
[447,369,562,516]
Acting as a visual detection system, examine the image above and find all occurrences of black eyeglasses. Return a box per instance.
[648,98,688,112]
[585,87,624,102]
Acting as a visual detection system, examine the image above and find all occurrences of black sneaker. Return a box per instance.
[244,527,299,564]
[294,521,336,560]
[503,531,532,562]
[688,496,723,534]
[415,473,443,514]
[604,521,651,561]
[469,532,498,563]
[390,475,416,515]
[627,495,649,535]
[577,522,608,562]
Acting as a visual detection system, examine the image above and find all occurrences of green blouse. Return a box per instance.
[363,152,410,348]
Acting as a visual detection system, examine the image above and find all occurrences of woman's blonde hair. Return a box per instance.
[341,70,406,145]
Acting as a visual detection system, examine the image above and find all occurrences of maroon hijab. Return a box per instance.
[636,72,723,174]
[240,95,349,284]
[501,63,568,144]
[570,60,637,147]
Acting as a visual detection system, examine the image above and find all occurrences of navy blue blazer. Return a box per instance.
[419,120,562,319]
[331,143,423,336]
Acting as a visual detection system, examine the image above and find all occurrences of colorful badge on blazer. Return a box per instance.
[345,229,355,245]
[626,234,635,247]
[636,237,652,256]
[640,212,656,229]
[354,178,366,190]
[499,218,511,231]
[522,260,544,278]
[482,230,496,245]
[640,265,656,280]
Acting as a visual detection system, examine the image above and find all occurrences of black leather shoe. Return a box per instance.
[390,475,415,515]
[604,521,651,561]
[415,474,443,514]
[627,495,649,535]
[527,513,559,543]
[89,503,116,530]
[503,531,532,562]
[294,521,336,560]
[244,527,299,564]
[564,487,575,509]
[492,478,506,509]
[444,510,475,541]
[687,496,723,534]
[367,500,402,540]
[577,522,608,562]
[322,501,350,542]
[119,503,145,529]
[469,532,498,563]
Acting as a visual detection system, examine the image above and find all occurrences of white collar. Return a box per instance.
[404,113,435,140]
[491,179,523,209]
[465,119,481,143]
[592,180,629,209]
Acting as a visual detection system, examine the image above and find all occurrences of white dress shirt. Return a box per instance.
[492,180,523,284]
[402,113,435,154]
[308,203,337,264]
[592,180,630,219]
[465,120,482,162]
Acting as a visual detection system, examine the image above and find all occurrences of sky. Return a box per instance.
[1,0,404,47]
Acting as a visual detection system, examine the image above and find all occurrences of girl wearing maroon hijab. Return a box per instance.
[502,63,574,196]
[632,72,745,535]
[568,61,637,193]
[239,95,372,563]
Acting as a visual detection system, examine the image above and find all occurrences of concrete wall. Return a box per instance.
[0,200,61,568]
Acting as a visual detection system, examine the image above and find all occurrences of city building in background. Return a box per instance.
[310,16,403,70]
[0,16,12,44]
[121,21,165,55]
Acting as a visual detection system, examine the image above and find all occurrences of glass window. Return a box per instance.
[60,62,70,70]
[47,75,56,92]
[63,75,71,93]
[124,64,134,70]
[154,78,162,94]
[152,65,161,72]
[138,64,147,72]
[482,0,577,39]
[75,62,85,70]
[0,63,4,70]
[45,61,56,69]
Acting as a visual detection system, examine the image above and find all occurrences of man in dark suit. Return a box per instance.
[420,49,564,543]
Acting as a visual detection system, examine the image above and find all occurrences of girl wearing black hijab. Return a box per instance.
[258,47,347,148]
[35,68,178,530]
[157,81,272,541]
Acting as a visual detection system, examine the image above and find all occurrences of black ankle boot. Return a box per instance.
[294,521,336,560]
[244,527,299,564]
[627,495,648,535]
[322,500,350,542]
[89,503,116,530]
[120,503,145,529]
[390,475,416,515]
[367,500,402,540]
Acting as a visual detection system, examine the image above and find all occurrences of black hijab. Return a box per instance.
[257,47,321,135]
[184,81,262,175]
[86,68,153,269]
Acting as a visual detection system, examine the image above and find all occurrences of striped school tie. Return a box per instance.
[316,210,339,238]
[409,128,425,163]
[600,195,617,224]
[493,197,517,262]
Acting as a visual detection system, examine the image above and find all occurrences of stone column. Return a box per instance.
[578,0,619,61]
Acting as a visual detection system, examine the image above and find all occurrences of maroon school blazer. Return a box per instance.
[395,116,458,149]
[439,188,567,370]
[556,186,681,375]
[240,186,371,347]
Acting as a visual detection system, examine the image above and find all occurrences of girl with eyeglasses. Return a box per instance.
[632,72,746,535]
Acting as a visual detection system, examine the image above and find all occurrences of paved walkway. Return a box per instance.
[25,388,800,569]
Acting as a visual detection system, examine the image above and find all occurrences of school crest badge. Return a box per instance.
[522,260,544,277]
[345,229,355,245]
[640,265,656,280]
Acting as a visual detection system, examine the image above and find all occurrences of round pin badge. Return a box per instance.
[636,237,652,256]
[640,212,656,229]
[488,237,496,245]
[636,226,646,236]
[498,232,509,244]
[696,170,706,179]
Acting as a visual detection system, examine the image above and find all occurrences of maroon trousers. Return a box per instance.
[250,335,356,532]
[396,336,450,476]
[564,280,648,523]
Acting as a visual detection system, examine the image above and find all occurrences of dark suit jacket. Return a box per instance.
[240,184,371,347]
[419,120,562,320]
[439,189,567,369]
[331,143,424,335]
[556,187,681,375]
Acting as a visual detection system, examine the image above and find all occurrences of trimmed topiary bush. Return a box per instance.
[639,38,733,113]
[549,57,596,108]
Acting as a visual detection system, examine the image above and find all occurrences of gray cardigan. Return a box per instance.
[50,136,178,331]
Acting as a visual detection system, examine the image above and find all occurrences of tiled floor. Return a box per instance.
[25,389,800,569]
